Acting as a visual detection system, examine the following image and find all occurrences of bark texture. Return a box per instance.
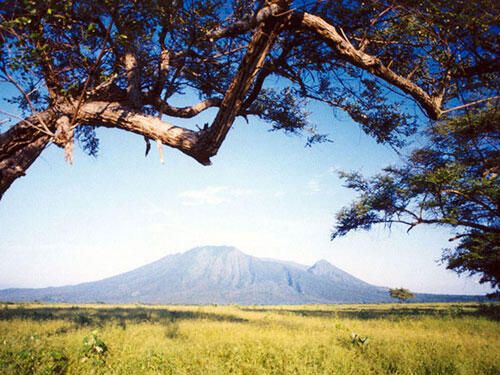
[0,113,54,199]
[78,101,200,157]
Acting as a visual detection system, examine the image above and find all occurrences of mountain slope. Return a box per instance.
[0,246,485,304]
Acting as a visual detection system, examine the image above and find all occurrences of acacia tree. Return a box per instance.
[0,0,498,199]
[332,107,499,296]
[389,288,414,303]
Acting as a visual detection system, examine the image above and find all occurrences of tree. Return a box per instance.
[332,107,499,297]
[389,288,414,303]
[0,0,498,199]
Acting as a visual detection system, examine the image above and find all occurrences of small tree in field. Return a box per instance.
[389,288,415,303]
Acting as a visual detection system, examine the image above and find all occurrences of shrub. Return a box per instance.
[351,333,369,349]
[80,331,108,366]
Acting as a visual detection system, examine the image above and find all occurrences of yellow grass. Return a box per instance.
[0,302,499,374]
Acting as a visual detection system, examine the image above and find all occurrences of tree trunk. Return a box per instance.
[194,12,286,161]
[0,121,51,199]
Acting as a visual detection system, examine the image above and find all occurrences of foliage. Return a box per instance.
[80,330,108,366]
[11,348,69,375]
[0,0,498,197]
[351,332,369,348]
[389,288,415,303]
[332,107,500,296]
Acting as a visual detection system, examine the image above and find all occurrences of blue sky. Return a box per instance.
[0,89,493,295]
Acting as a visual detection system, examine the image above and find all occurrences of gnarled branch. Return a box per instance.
[0,110,56,198]
[145,95,222,118]
[193,8,288,162]
[289,11,443,120]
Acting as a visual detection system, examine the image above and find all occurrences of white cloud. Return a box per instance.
[178,186,253,206]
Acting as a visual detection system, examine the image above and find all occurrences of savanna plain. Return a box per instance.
[0,302,499,374]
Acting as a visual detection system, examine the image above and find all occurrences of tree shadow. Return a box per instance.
[0,305,248,327]
[241,303,500,321]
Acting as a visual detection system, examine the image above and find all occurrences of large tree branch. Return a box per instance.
[0,99,217,199]
[205,3,282,41]
[153,49,171,98]
[124,49,142,109]
[242,39,295,109]
[193,10,288,161]
[144,95,223,118]
[1,99,213,199]
[366,215,500,235]
[141,3,290,164]
[204,6,497,120]
[0,2,289,199]
[289,11,443,120]
[78,101,201,157]
[421,217,500,234]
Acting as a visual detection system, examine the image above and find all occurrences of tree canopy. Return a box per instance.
[1,0,498,198]
[332,107,499,296]
[389,287,415,303]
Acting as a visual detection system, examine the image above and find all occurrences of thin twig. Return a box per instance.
[441,96,500,114]
[339,28,353,47]
[1,69,54,136]
[84,72,119,97]
[0,109,53,136]
[69,20,114,129]
[358,5,396,51]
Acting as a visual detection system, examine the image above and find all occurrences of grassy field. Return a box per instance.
[0,302,499,374]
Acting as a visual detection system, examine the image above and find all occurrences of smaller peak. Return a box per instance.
[309,259,340,275]
[312,259,333,268]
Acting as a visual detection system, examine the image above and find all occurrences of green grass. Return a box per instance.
[0,302,499,374]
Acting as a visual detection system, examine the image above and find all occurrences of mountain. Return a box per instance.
[0,246,485,304]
